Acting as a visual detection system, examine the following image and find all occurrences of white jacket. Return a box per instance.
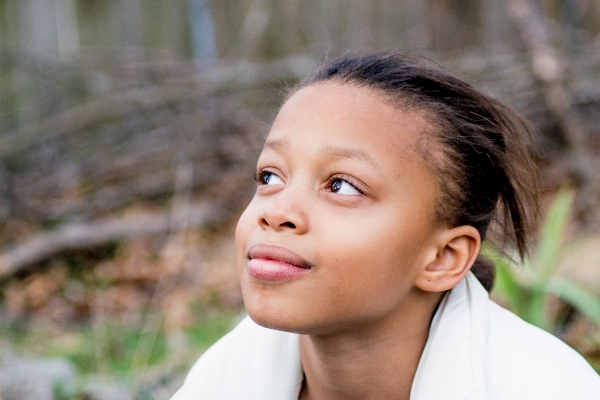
[171,272,600,399]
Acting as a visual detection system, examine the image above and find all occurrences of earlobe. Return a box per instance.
[415,226,481,292]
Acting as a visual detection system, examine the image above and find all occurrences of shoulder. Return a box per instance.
[170,316,303,400]
[181,315,258,384]
[486,301,600,399]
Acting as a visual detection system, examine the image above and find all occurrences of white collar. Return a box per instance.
[410,272,489,399]
[172,272,490,400]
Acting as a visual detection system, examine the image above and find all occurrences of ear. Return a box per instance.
[414,225,481,292]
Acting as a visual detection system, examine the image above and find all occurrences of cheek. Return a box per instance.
[235,200,258,260]
[322,211,432,285]
[236,195,258,236]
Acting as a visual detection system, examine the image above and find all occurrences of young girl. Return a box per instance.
[172,52,600,399]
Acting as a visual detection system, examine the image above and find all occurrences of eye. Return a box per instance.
[327,178,361,196]
[255,170,284,185]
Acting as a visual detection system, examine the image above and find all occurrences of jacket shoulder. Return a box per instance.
[486,301,600,399]
[170,316,303,400]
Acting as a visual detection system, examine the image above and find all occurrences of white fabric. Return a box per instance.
[171,272,600,399]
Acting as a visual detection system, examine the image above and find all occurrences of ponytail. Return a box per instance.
[471,255,496,292]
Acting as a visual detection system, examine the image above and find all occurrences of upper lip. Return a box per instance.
[247,244,313,269]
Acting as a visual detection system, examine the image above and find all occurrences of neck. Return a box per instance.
[298,291,442,400]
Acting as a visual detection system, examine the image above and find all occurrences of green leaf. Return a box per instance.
[493,262,522,314]
[527,283,550,330]
[547,277,600,328]
[533,188,575,280]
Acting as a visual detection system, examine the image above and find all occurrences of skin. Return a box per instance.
[235,82,481,400]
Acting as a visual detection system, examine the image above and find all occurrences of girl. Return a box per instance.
[172,53,600,399]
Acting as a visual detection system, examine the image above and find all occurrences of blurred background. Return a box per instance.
[0,0,599,398]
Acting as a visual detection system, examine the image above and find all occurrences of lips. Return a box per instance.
[246,244,312,281]
[248,244,312,268]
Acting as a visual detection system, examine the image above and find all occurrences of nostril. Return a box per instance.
[281,222,296,229]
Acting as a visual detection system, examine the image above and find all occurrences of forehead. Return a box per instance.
[268,82,433,166]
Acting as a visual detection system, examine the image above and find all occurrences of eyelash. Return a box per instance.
[253,169,363,195]
[253,169,273,184]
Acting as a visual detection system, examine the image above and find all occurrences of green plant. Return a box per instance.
[52,380,75,400]
[486,188,600,334]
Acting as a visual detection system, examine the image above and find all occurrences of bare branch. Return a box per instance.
[0,202,227,280]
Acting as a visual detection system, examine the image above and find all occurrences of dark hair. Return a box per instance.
[295,52,539,291]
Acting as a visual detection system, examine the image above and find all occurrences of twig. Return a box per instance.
[0,202,226,280]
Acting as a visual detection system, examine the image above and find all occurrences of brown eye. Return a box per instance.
[256,171,283,185]
[328,178,361,195]
[331,179,343,192]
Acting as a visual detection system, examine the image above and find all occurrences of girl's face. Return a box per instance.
[235,82,444,335]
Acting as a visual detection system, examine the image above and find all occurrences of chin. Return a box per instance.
[243,294,353,337]
[246,309,295,333]
[241,287,322,335]
[245,308,308,335]
[243,293,301,333]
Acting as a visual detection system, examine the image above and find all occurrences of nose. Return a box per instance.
[258,186,309,234]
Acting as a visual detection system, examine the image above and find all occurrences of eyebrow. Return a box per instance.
[322,145,379,168]
[263,139,379,169]
[264,139,287,151]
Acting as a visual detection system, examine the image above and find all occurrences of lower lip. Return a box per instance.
[247,259,310,281]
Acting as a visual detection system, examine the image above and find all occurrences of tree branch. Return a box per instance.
[0,202,227,280]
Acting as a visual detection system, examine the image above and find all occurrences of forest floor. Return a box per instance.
[0,222,245,400]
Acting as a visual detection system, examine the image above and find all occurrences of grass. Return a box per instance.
[185,311,241,348]
[0,305,241,398]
